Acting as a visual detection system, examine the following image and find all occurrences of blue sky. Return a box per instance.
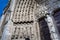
[0,0,8,18]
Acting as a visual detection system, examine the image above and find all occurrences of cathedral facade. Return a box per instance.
[0,0,60,40]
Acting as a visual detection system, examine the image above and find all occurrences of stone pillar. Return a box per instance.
[1,20,13,40]
[45,14,60,40]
